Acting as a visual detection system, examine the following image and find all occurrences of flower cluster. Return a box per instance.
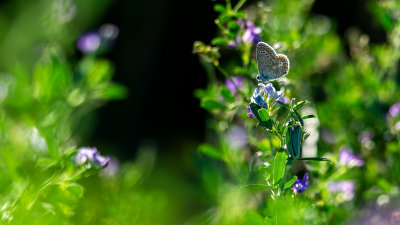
[74,147,110,168]
[77,23,119,53]
[293,173,310,194]
[247,83,284,118]
[339,148,364,167]
[229,19,262,47]
[328,180,355,201]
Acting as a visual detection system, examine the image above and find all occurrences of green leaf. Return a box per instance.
[303,131,311,141]
[273,152,287,185]
[294,100,309,110]
[297,157,330,162]
[199,144,223,160]
[101,83,128,100]
[214,4,226,13]
[240,184,271,191]
[276,101,290,108]
[293,108,304,126]
[302,114,316,120]
[258,108,270,122]
[283,175,298,190]
[286,125,302,158]
[244,211,267,225]
[249,103,270,129]
[66,183,84,199]
[211,37,228,45]
[220,86,234,103]
[201,99,227,110]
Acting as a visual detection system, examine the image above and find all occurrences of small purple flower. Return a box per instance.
[293,173,309,194]
[328,180,355,200]
[77,33,101,53]
[226,126,248,149]
[231,19,262,47]
[75,147,110,168]
[225,76,244,95]
[251,88,268,109]
[388,102,400,118]
[321,128,336,144]
[260,83,283,102]
[339,148,364,167]
[101,156,120,177]
[247,107,255,118]
[358,131,373,144]
[228,41,237,48]
[242,21,262,44]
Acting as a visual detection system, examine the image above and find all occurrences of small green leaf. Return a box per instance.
[286,125,302,158]
[201,99,227,110]
[283,175,298,190]
[293,108,304,126]
[276,101,290,108]
[211,37,228,45]
[199,144,223,160]
[302,114,316,120]
[214,4,226,13]
[303,131,311,141]
[249,103,269,129]
[273,152,288,185]
[220,87,234,103]
[66,183,84,199]
[297,157,330,162]
[294,100,309,110]
[240,184,271,191]
[258,108,270,122]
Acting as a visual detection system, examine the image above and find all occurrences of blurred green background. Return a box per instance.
[0,0,400,224]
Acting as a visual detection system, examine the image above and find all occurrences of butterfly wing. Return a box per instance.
[256,42,290,82]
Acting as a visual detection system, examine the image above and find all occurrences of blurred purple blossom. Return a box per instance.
[242,21,262,44]
[358,131,373,145]
[101,156,120,177]
[339,148,364,167]
[77,33,101,53]
[226,126,248,149]
[293,173,309,194]
[328,180,355,200]
[388,102,400,118]
[247,107,255,118]
[230,19,262,47]
[225,76,245,95]
[75,147,110,168]
[77,24,119,54]
[321,128,336,144]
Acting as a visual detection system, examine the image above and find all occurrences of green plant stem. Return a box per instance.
[233,0,247,12]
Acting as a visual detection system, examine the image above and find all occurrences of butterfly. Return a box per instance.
[256,42,290,82]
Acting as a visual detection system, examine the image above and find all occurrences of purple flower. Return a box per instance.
[388,102,400,118]
[226,126,248,149]
[328,180,355,200]
[77,33,101,53]
[231,19,262,47]
[339,148,364,167]
[228,41,237,48]
[225,76,244,95]
[247,107,255,118]
[321,128,336,144]
[75,147,110,168]
[242,21,262,44]
[260,83,283,102]
[293,173,309,194]
[251,88,268,109]
[101,156,120,177]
